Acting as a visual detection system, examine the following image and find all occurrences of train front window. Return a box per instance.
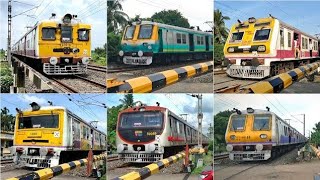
[230,32,244,42]
[124,25,135,39]
[61,26,72,42]
[254,29,270,41]
[18,115,59,129]
[42,28,56,40]
[253,116,270,130]
[230,115,246,131]
[138,25,153,39]
[78,29,89,41]
[120,111,163,128]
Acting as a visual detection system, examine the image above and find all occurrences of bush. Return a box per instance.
[214,43,225,64]
[0,63,13,93]
[107,32,122,62]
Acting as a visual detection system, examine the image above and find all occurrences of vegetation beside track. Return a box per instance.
[0,62,13,93]
[214,110,232,153]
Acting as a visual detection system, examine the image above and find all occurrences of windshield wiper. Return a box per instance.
[259,121,268,130]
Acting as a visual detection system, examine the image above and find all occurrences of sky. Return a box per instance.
[215,0,320,37]
[121,0,213,32]
[107,94,214,135]
[0,0,106,50]
[0,94,107,133]
[214,94,320,138]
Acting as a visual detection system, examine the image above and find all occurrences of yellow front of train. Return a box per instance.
[13,104,67,168]
[224,17,277,79]
[225,108,273,161]
[39,14,91,75]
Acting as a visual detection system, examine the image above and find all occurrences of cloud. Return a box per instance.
[18,94,48,106]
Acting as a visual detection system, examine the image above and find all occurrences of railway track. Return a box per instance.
[223,164,260,180]
[107,66,146,73]
[87,64,106,72]
[214,153,229,160]
[51,76,106,93]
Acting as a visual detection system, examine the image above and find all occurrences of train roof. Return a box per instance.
[131,21,213,35]
[19,106,106,136]
[232,16,317,40]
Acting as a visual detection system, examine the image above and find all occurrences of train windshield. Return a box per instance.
[254,29,270,41]
[253,115,271,130]
[78,29,89,41]
[42,28,56,40]
[18,115,59,129]
[230,32,244,42]
[120,111,163,129]
[124,25,135,39]
[230,115,246,131]
[138,25,153,39]
[61,26,72,42]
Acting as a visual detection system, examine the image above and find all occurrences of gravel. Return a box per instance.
[54,77,105,93]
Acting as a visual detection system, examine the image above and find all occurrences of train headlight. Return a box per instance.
[65,58,70,63]
[148,45,152,50]
[226,144,233,152]
[257,45,266,52]
[260,134,267,139]
[228,47,235,53]
[49,57,58,65]
[117,144,128,153]
[82,57,89,65]
[119,50,124,57]
[230,135,236,140]
[138,50,143,57]
[149,144,156,151]
[256,144,263,151]
[72,48,79,54]
[40,148,48,156]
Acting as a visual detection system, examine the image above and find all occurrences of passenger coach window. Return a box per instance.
[120,111,163,128]
[230,32,244,42]
[19,115,59,129]
[138,25,153,39]
[253,116,270,130]
[42,28,56,40]
[124,25,135,39]
[78,29,89,41]
[230,115,246,131]
[61,26,72,42]
[254,29,270,41]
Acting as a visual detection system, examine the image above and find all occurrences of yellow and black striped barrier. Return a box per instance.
[107,61,213,93]
[112,152,186,180]
[310,145,320,159]
[6,154,107,180]
[244,62,320,93]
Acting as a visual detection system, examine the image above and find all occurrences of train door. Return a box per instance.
[72,119,81,149]
[170,117,177,145]
[158,29,163,52]
[205,36,209,51]
[165,30,174,52]
[189,34,194,51]
[90,129,94,149]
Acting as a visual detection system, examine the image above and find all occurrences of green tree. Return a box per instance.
[0,63,13,93]
[1,107,15,132]
[311,122,320,146]
[107,0,129,33]
[214,9,230,44]
[119,94,134,109]
[214,110,232,152]
[151,10,190,28]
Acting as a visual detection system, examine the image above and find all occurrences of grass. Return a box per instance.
[91,52,106,66]
[191,151,213,175]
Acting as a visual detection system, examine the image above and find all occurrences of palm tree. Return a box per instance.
[214,9,230,44]
[107,0,129,33]
[1,107,15,132]
[120,94,134,109]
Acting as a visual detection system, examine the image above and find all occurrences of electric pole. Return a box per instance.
[8,0,12,63]
[187,94,203,148]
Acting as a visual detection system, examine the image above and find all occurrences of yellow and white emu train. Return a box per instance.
[12,13,91,75]
[13,105,106,168]
[225,108,306,161]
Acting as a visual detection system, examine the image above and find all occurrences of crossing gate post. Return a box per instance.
[87,149,93,177]
[184,144,191,172]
